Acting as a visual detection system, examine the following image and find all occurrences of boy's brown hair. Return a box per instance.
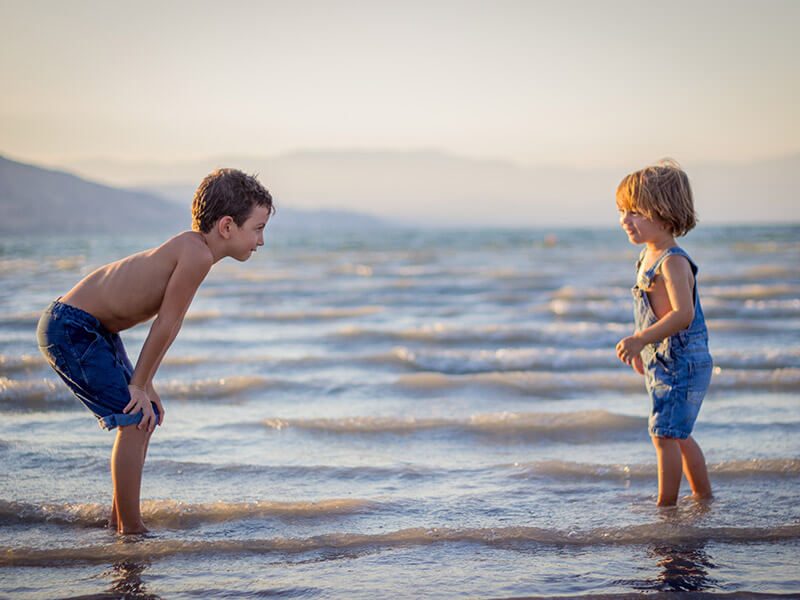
[191,168,275,233]
[616,159,697,237]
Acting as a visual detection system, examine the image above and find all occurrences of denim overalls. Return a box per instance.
[633,246,713,439]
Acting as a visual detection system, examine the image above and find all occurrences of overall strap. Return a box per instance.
[649,246,698,278]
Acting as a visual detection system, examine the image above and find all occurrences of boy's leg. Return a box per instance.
[677,436,713,499]
[111,425,151,534]
[109,433,151,530]
[651,435,682,506]
[110,420,154,530]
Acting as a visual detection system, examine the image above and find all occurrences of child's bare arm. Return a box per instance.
[131,246,212,388]
[616,256,695,364]
[124,245,212,429]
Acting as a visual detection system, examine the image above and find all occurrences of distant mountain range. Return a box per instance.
[0,155,387,234]
[2,151,798,232]
[0,156,186,234]
[61,150,800,226]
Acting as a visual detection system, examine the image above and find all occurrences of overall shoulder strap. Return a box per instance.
[651,246,698,277]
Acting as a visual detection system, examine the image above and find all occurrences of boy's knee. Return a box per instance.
[651,435,678,448]
[117,424,151,442]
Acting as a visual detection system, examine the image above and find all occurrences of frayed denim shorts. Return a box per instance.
[36,300,159,430]
[642,331,713,440]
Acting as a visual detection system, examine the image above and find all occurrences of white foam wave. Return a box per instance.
[394,368,800,395]
[0,377,70,407]
[159,376,275,399]
[0,497,376,529]
[4,523,798,566]
[0,354,45,374]
[513,458,800,481]
[392,346,616,373]
[335,322,628,346]
[264,410,644,437]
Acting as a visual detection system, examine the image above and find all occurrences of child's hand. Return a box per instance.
[125,384,157,432]
[616,335,645,367]
[631,354,644,375]
[147,383,165,426]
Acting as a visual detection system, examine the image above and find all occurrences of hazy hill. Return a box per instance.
[0,155,186,234]
[64,150,800,227]
[0,155,388,234]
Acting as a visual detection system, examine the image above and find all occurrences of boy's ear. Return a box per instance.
[217,216,235,239]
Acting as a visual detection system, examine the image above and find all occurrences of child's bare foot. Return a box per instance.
[691,491,713,502]
[118,523,149,535]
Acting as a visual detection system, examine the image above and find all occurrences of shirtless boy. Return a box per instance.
[36,168,274,534]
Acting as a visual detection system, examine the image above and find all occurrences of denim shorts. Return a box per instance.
[642,333,713,439]
[36,300,159,430]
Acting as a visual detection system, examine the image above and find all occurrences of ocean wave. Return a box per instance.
[512,458,800,481]
[0,353,45,374]
[395,370,642,396]
[335,322,628,347]
[703,284,800,300]
[0,377,72,408]
[0,311,40,328]
[702,264,800,284]
[0,375,292,408]
[394,368,800,396]
[392,347,617,373]
[153,376,277,399]
[392,346,800,373]
[547,297,800,323]
[711,348,800,370]
[3,523,799,566]
[147,459,438,481]
[709,318,800,334]
[0,497,377,530]
[702,298,800,320]
[263,410,644,439]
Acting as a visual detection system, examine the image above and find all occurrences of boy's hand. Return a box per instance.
[125,384,157,432]
[147,383,165,426]
[616,335,645,367]
[631,354,644,375]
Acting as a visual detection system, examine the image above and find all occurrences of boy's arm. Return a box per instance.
[128,246,212,394]
[616,255,695,363]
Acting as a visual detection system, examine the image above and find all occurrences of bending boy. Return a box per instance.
[36,169,274,533]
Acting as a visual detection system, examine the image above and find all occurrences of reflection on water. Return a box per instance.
[639,543,719,592]
[106,560,160,600]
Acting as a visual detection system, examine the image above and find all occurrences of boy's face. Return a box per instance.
[229,205,270,261]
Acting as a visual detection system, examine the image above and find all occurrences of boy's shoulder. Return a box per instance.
[162,231,214,264]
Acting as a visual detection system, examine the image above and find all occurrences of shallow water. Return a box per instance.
[1,225,799,598]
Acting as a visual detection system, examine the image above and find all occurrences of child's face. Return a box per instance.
[230,205,270,261]
[617,207,667,245]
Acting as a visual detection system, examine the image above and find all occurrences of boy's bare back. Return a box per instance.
[61,231,213,333]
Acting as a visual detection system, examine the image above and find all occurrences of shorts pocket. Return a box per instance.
[64,323,103,364]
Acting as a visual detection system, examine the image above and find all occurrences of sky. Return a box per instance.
[2,0,798,171]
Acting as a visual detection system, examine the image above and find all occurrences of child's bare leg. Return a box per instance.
[111,425,151,534]
[109,496,118,529]
[651,435,682,506]
[678,436,712,499]
[109,429,152,530]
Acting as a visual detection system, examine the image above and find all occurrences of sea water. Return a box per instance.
[1,225,798,598]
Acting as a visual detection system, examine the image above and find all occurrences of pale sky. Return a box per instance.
[1,0,798,169]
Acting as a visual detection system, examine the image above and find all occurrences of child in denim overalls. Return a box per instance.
[614,160,713,506]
